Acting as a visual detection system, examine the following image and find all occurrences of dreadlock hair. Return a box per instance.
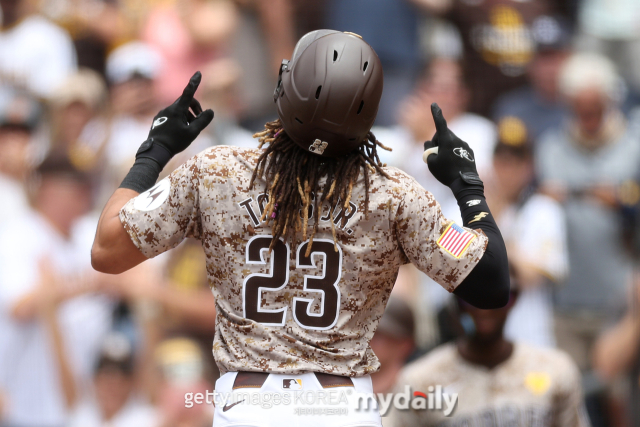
[250,119,392,257]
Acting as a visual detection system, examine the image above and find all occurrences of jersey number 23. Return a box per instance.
[242,236,342,330]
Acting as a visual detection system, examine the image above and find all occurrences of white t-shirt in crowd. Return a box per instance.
[0,15,77,97]
[68,397,159,427]
[0,174,30,225]
[0,211,113,427]
[500,194,569,348]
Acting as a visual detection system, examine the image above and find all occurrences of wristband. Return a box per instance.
[119,157,162,194]
[449,177,493,227]
[135,138,174,169]
[449,174,484,200]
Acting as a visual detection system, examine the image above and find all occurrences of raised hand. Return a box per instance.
[422,103,481,188]
[136,72,214,168]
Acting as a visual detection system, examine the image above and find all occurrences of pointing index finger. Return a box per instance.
[177,71,202,110]
[431,103,448,135]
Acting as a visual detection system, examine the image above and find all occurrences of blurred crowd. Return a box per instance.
[2,0,640,426]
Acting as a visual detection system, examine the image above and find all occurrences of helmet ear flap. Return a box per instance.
[273,59,290,102]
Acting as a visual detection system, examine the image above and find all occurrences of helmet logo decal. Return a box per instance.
[309,139,329,155]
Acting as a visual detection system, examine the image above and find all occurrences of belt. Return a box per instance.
[233,371,354,390]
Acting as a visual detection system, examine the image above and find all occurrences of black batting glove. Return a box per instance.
[423,103,483,195]
[119,72,214,194]
[136,71,214,168]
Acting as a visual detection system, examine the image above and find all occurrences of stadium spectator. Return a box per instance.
[196,57,254,149]
[492,16,572,141]
[370,297,415,395]
[96,238,219,404]
[325,0,423,126]
[0,0,77,98]
[576,0,640,93]
[48,68,108,172]
[536,53,640,371]
[154,338,213,427]
[592,277,640,427]
[101,241,216,334]
[102,41,212,189]
[68,332,159,427]
[0,87,42,224]
[0,154,113,427]
[227,0,296,130]
[102,41,163,185]
[39,0,136,75]
[486,117,568,348]
[388,286,589,426]
[141,0,240,105]
[411,0,555,117]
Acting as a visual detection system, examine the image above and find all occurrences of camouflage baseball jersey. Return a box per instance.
[387,343,590,427]
[119,146,488,376]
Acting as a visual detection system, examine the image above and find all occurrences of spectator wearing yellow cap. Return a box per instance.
[486,117,568,349]
[154,337,214,427]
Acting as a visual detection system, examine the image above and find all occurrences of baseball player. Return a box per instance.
[92,30,509,427]
[388,289,590,427]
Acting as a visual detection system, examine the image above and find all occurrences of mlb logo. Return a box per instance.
[282,379,303,390]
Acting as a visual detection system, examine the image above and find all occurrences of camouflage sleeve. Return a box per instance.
[395,176,488,292]
[119,155,202,258]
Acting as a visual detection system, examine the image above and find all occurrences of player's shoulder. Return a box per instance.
[362,165,436,211]
[513,343,579,378]
[373,165,425,193]
[192,145,263,168]
[196,144,262,158]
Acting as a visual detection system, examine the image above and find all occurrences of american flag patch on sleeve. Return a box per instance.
[437,223,476,258]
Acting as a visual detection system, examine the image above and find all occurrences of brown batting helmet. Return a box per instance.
[274,30,384,158]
